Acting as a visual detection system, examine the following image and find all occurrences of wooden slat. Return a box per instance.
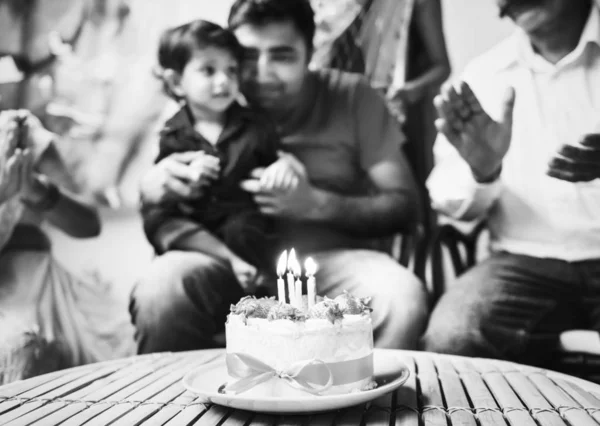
[371,391,393,410]
[306,411,337,426]
[136,391,203,426]
[23,353,177,426]
[108,353,217,426]
[451,358,507,426]
[555,378,600,423]
[0,361,131,424]
[274,414,311,425]
[221,409,255,426]
[0,360,129,416]
[528,373,598,426]
[416,355,447,426]
[108,390,187,426]
[435,358,477,426]
[59,355,201,426]
[191,404,232,425]
[6,356,171,426]
[393,356,418,426]
[249,414,277,426]
[477,370,537,426]
[0,354,148,398]
[362,406,391,426]
[333,404,367,426]
[502,371,567,426]
[81,357,209,426]
[159,396,208,426]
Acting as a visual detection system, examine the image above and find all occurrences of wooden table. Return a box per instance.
[2,348,600,425]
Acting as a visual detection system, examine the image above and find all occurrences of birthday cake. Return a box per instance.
[223,251,376,397]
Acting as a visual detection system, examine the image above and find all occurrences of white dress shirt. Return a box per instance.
[427,2,600,261]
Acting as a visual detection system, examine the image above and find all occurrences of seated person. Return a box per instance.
[130,0,428,353]
[423,0,600,366]
[0,110,134,368]
[148,20,297,290]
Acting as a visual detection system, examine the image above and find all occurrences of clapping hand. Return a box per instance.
[548,134,600,182]
[434,81,516,182]
[0,111,48,205]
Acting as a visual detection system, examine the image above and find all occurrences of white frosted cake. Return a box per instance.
[223,292,376,397]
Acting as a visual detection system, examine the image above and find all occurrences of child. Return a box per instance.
[145,19,297,292]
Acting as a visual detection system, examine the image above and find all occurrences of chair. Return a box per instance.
[430,220,600,383]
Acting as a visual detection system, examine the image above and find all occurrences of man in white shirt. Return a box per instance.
[422,0,600,365]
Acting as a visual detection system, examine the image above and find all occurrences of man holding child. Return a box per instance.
[129,0,428,353]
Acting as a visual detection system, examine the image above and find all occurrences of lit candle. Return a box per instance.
[305,257,317,310]
[277,250,287,303]
[290,255,302,309]
[287,248,297,306]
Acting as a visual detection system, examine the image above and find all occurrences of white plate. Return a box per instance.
[182,349,410,414]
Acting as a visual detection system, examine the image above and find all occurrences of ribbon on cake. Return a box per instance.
[223,352,374,395]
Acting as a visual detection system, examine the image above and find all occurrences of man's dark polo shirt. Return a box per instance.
[142,103,279,253]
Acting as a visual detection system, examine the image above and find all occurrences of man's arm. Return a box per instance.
[305,78,420,236]
[139,152,238,263]
[427,133,502,221]
[305,154,420,237]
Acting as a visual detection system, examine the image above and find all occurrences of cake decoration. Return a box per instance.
[223,248,377,397]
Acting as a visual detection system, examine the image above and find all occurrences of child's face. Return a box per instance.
[176,46,240,113]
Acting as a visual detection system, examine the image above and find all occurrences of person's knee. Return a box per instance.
[365,257,429,348]
[371,263,428,322]
[419,292,478,355]
[130,251,221,329]
[420,317,475,355]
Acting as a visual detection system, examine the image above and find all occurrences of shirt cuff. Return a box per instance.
[452,178,503,221]
[428,163,503,221]
[153,218,204,253]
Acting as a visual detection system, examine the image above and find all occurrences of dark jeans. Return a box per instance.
[420,252,600,367]
[129,249,429,354]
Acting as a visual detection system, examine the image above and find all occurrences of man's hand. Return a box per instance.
[140,152,208,205]
[548,134,600,182]
[434,81,516,182]
[240,152,321,220]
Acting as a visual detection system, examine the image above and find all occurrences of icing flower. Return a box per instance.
[267,303,306,321]
[334,291,372,315]
[309,299,344,323]
[230,296,278,319]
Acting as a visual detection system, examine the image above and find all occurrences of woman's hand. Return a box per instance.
[0,149,28,205]
[230,255,258,293]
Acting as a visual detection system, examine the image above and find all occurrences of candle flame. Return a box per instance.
[288,248,301,276]
[277,250,287,276]
[304,257,317,276]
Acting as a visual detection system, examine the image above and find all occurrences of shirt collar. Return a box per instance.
[513,2,600,71]
[163,102,251,135]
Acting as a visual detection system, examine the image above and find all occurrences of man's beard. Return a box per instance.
[498,0,546,18]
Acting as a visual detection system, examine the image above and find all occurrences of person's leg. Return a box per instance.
[311,249,429,349]
[129,251,245,354]
[579,259,600,332]
[421,252,583,365]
